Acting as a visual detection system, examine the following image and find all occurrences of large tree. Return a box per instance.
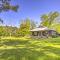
[0,0,19,23]
[41,11,59,28]
[18,19,31,36]
[51,23,60,33]
[0,0,18,12]
[41,14,48,27]
[18,18,36,36]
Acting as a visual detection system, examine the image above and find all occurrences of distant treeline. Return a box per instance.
[0,26,17,36]
[0,19,36,37]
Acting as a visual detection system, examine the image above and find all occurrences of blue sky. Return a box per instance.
[0,0,60,27]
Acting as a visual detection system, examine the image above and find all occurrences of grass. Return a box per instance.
[0,37,60,60]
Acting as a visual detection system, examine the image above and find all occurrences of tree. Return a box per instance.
[0,26,4,36]
[17,19,36,36]
[41,14,49,27]
[18,18,31,36]
[51,23,60,33]
[0,0,19,37]
[41,11,59,28]
[0,0,19,23]
[48,12,59,27]
[0,0,19,12]
[0,25,17,36]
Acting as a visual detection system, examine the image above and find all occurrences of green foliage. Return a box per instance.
[0,0,19,25]
[41,11,59,28]
[0,19,36,37]
[18,19,31,36]
[41,14,49,27]
[0,26,17,36]
[51,23,60,33]
[17,18,36,36]
[48,12,59,26]
[0,26,3,36]
[0,0,19,12]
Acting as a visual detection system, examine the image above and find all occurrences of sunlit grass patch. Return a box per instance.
[0,37,60,60]
[44,51,59,57]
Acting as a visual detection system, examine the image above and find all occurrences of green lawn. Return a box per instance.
[0,37,60,60]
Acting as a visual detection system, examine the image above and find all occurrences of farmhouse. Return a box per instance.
[30,26,57,38]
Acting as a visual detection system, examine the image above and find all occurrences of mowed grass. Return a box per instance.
[0,37,60,60]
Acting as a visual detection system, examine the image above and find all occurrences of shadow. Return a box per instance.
[0,47,45,60]
[0,39,28,46]
[42,46,60,55]
[0,45,60,60]
[0,38,60,60]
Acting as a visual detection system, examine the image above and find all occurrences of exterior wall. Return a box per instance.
[30,30,58,38]
[48,30,58,37]
[31,30,49,38]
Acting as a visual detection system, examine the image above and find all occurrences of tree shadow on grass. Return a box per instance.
[0,48,45,60]
[43,46,60,55]
[0,46,60,60]
[0,38,60,60]
[0,39,28,46]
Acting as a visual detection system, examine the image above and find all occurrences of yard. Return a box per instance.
[0,37,60,60]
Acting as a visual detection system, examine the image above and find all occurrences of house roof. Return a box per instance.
[30,27,49,31]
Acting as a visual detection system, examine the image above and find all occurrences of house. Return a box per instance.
[30,26,58,38]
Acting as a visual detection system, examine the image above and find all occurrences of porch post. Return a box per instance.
[46,30,49,38]
[37,32,39,38]
[41,31,43,38]
[47,30,49,37]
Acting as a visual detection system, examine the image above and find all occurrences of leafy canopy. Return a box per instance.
[41,11,59,28]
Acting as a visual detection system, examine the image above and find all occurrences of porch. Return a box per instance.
[31,30,49,38]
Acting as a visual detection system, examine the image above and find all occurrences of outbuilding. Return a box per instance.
[30,26,57,38]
